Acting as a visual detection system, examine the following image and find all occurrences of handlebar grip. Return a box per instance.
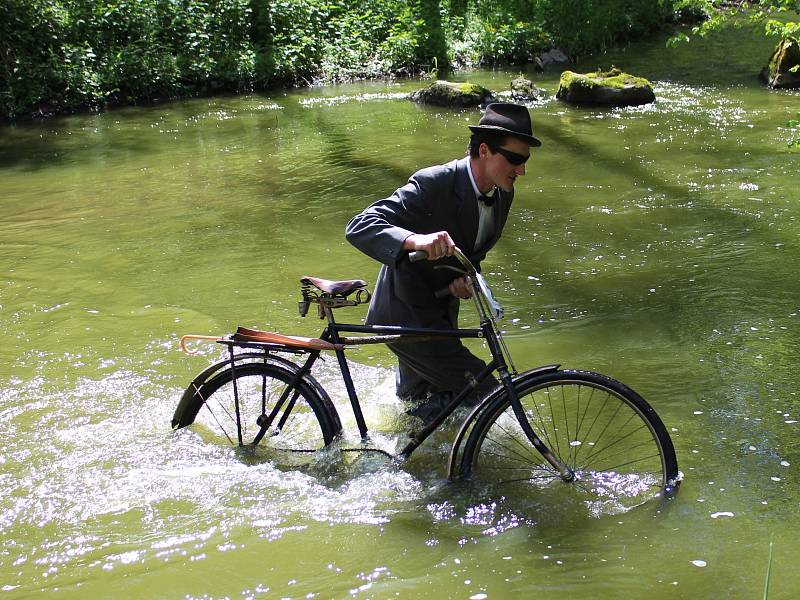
[408,250,428,262]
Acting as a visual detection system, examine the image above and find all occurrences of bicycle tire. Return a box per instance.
[458,369,678,512]
[177,359,341,464]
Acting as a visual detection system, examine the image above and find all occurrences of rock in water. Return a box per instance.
[510,77,542,102]
[556,68,655,107]
[761,38,800,89]
[409,81,495,107]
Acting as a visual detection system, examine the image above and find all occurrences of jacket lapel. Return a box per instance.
[453,157,479,253]
[487,188,512,248]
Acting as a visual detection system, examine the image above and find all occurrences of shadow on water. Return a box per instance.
[313,110,414,185]
[0,95,283,171]
[0,121,158,172]
[579,24,777,87]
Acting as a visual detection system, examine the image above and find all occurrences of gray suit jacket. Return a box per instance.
[345,157,513,328]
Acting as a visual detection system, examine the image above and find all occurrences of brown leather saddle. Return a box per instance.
[232,276,371,348]
[300,276,368,296]
[299,276,371,317]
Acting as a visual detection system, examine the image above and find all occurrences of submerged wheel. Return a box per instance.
[177,360,341,465]
[459,370,678,512]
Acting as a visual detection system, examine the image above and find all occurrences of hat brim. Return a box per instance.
[468,124,542,147]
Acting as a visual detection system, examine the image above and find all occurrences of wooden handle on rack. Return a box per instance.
[180,334,222,355]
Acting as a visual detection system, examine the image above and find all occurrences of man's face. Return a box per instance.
[481,137,530,192]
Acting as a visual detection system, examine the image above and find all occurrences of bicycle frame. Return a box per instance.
[230,247,574,479]
[176,248,682,497]
[322,318,496,457]
[175,246,574,480]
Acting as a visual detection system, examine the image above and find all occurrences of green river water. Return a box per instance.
[1,26,799,599]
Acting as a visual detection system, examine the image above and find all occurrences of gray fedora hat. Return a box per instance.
[468,102,542,147]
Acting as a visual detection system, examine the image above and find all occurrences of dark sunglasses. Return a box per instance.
[491,146,530,166]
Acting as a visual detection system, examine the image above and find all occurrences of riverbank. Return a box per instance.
[1,0,700,122]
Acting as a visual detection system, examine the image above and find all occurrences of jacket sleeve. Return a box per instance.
[345,175,434,267]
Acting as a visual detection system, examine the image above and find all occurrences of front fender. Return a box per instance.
[447,364,560,480]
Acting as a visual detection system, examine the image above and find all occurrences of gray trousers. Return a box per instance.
[388,337,498,405]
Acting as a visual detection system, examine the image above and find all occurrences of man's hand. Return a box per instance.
[448,276,473,299]
[403,231,455,261]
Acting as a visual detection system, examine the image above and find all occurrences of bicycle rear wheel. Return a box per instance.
[177,360,341,466]
[459,370,678,513]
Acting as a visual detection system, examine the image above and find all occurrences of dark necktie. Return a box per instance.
[479,193,494,207]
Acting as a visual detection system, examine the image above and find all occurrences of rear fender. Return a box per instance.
[447,364,560,480]
[171,353,304,429]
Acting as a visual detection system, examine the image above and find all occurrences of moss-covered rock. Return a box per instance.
[510,77,542,102]
[556,68,655,107]
[761,38,800,89]
[408,80,495,107]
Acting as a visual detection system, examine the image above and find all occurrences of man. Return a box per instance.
[345,103,541,416]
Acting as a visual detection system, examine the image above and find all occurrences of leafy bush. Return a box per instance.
[670,1,800,44]
[252,0,327,84]
[535,0,674,55]
[1,0,687,118]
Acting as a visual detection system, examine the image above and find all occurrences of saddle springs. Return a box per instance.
[299,275,371,318]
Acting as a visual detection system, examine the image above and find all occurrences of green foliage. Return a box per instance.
[462,14,550,65]
[0,0,263,116]
[787,112,800,148]
[670,0,800,43]
[320,0,449,80]
[252,0,326,83]
[535,0,675,55]
[1,0,689,118]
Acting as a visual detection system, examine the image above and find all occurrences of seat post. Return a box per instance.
[300,277,371,439]
[322,303,336,323]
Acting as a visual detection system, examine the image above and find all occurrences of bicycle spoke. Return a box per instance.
[561,384,574,467]
[527,397,560,460]
[494,472,559,485]
[571,385,597,466]
[186,362,337,465]
[572,384,582,466]
[580,422,651,465]
[545,389,562,459]
[462,373,677,513]
[479,446,541,466]
[202,399,236,446]
[487,419,542,463]
[583,452,663,474]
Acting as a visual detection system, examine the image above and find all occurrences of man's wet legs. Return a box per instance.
[388,337,498,407]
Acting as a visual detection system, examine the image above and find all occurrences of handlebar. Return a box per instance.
[407,246,503,321]
[408,247,477,275]
[409,247,476,299]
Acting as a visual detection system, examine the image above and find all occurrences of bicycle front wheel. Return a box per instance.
[459,370,678,513]
[179,360,341,465]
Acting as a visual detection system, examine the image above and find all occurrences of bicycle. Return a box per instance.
[173,248,680,511]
